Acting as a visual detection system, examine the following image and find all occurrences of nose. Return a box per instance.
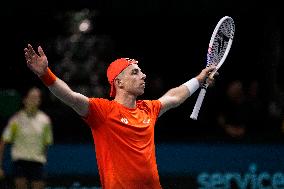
[141,72,146,80]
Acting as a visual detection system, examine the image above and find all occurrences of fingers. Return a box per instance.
[28,44,37,56]
[24,44,39,67]
[24,44,34,60]
[210,71,219,79]
[214,72,219,76]
[204,65,217,79]
[206,66,218,86]
[206,65,216,73]
[38,46,46,57]
[24,48,32,65]
[24,44,42,58]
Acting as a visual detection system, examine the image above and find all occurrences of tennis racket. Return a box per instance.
[190,16,235,120]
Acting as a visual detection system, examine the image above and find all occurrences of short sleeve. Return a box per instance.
[2,117,18,143]
[82,98,111,128]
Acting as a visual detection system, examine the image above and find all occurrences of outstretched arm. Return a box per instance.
[24,44,89,117]
[158,66,216,117]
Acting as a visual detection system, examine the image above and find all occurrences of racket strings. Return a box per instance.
[208,19,234,67]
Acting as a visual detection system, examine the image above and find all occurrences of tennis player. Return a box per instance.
[24,44,215,189]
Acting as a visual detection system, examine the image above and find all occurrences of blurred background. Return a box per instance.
[1,0,284,188]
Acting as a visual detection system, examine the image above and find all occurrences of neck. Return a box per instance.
[114,93,137,109]
[24,107,38,117]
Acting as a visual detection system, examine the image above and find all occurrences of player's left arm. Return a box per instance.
[158,66,215,117]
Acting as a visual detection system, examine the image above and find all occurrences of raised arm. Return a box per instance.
[158,66,216,116]
[24,44,89,117]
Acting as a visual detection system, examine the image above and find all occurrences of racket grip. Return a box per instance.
[190,87,207,120]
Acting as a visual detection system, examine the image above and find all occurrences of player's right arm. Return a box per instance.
[24,44,89,117]
[48,79,89,116]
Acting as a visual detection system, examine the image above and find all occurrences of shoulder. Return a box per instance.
[89,97,111,103]
[89,98,113,107]
[83,98,113,123]
[87,98,116,114]
[37,110,52,123]
[138,99,160,106]
[137,100,161,112]
[8,110,23,122]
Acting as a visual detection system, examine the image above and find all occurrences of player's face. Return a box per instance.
[117,64,146,96]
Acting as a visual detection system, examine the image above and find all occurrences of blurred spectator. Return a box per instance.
[0,87,53,189]
[217,80,248,140]
[245,79,269,141]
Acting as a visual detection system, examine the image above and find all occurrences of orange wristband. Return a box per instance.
[40,67,57,86]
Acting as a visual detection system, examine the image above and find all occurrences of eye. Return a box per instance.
[132,69,139,75]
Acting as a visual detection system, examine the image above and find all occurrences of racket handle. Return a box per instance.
[190,87,207,120]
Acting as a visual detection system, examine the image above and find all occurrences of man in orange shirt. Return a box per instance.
[24,44,215,189]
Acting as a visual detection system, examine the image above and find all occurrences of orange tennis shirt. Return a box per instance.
[83,98,162,189]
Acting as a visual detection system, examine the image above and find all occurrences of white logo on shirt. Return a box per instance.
[120,118,128,124]
[143,118,150,124]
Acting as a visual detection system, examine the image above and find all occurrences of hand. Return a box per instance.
[24,44,48,77]
[207,71,219,87]
[196,65,217,86]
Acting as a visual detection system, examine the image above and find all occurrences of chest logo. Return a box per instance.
[120,118,129,124]
[143,118,150,124]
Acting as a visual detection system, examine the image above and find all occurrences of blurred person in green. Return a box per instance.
[0,87,53,189]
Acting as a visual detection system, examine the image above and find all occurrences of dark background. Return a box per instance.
[0,0,284,144]
[1,1,284,188]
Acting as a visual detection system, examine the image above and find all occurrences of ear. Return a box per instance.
[115,78,123,88]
